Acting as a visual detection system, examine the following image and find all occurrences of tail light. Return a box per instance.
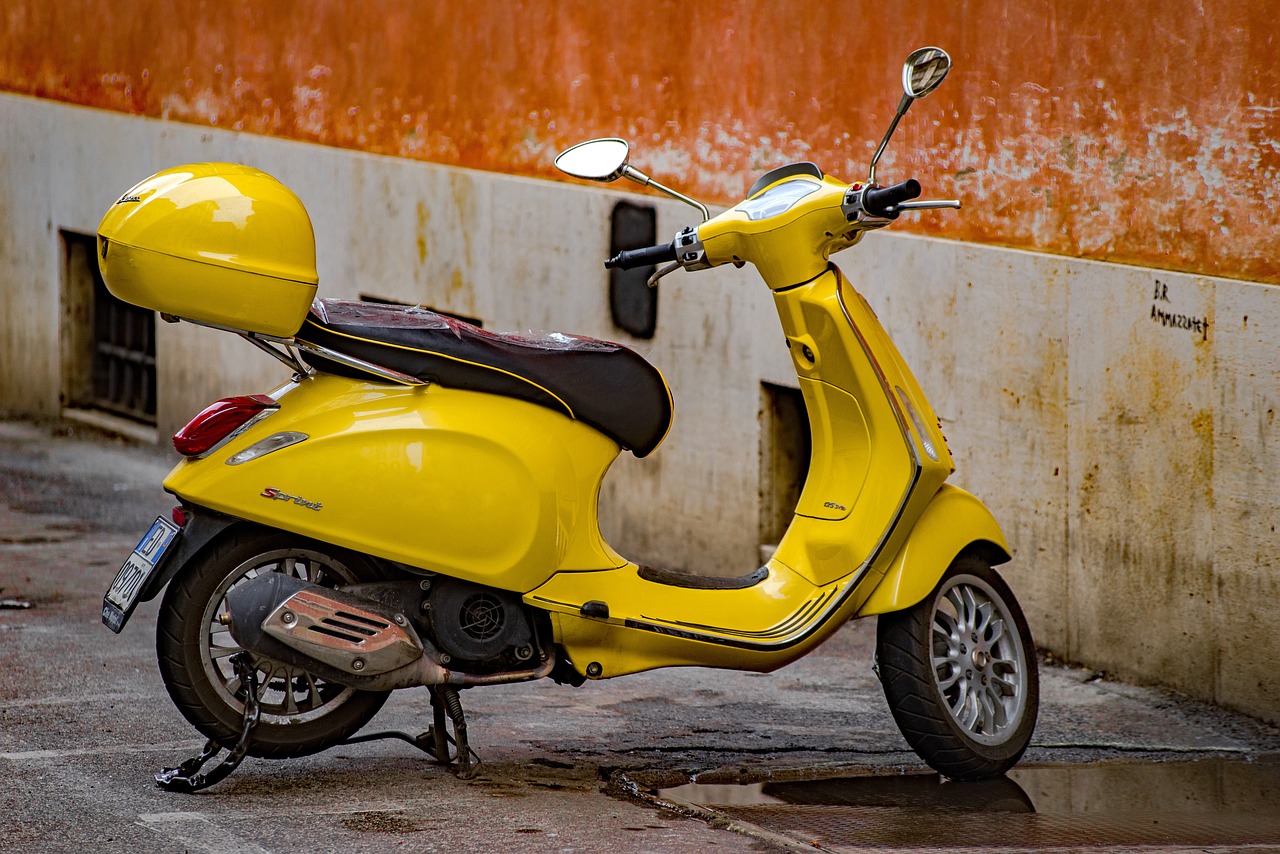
[173,394,279,457]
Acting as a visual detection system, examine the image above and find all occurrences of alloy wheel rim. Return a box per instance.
[930,573,1028,745]
[199,548,362,726]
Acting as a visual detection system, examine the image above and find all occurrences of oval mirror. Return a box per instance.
[902,46,951,99]
[554,138,631,182]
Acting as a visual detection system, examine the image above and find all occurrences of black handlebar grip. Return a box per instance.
[604,241,678,270]
[862,179,922,218]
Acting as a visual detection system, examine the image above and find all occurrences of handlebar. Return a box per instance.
[604,175,950,274]
[604,241,678,270]
[861,179,921,218]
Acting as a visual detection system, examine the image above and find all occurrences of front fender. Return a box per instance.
[856,484,1011,617]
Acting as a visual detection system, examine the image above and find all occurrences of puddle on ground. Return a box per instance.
[659,756,1280,850]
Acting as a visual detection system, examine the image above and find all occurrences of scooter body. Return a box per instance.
[157,248,1008,678]
[99,47,1037,787]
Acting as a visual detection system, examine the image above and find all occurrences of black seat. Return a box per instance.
[295,300,672,457]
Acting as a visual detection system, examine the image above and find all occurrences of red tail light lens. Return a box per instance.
[173,395,278,457]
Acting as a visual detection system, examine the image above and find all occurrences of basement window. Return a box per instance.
[759,382,811,561]
[61,231,156,425]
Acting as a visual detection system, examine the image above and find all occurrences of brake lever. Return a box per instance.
[647,261,682,288]
[894,199,962,211]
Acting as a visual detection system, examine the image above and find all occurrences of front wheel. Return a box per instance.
[875,554,1038,780]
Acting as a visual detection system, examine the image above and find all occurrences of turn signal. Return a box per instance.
[173,395,279,457]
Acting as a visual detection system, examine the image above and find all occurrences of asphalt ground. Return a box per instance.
[3,417,1279,853]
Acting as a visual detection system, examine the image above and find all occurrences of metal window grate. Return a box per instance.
[90,273,156,423]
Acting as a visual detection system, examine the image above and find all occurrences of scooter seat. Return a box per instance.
[295,300,673,457]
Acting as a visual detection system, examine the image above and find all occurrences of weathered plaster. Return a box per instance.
[3,1,1279,282]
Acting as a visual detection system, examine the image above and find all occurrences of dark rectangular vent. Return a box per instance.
[61,230,157,425]
[91,275,157,422]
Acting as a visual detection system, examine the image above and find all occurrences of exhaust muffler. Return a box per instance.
[225,572,450,690]
[224,572,554,690]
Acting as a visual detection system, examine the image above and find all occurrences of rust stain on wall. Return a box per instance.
[4,0,1279,282]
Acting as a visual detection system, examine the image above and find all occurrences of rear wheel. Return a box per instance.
[876,554,1038,780]
[157,529,391,758]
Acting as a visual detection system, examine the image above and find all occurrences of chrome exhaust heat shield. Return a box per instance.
[225,572,444,689]
[225,572,557,690]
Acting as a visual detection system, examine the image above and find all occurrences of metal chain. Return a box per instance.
[155,652,261,792]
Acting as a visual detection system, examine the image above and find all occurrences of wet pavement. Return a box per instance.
[655,758,1280,851]
[2,417,1280,852]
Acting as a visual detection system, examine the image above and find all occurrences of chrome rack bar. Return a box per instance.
[164,314,427,387]
[240,332,308,376]
[291,338,427,387]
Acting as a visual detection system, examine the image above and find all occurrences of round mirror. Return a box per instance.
[902,46,951,99]
[554,138,631,182]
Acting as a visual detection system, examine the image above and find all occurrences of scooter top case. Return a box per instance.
[97,163,318,338]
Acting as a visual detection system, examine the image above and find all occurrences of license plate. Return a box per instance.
[102,516,180,633]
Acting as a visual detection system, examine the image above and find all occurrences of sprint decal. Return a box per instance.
[260,487,323,511]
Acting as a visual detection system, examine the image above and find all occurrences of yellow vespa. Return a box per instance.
[99,47,1037,790]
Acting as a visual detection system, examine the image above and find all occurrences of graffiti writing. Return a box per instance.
[1150,279,1209,341]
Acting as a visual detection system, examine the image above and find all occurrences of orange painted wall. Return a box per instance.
[4,1,1278,283]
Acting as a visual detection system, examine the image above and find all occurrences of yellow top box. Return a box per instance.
[97,163,318,338]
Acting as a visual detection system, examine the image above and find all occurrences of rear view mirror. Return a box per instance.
[554,138,631,182]
[869,46,953,184]
[554,137,711,222]
[902,46,951,99]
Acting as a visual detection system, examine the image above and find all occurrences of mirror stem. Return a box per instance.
[621,165,711,222]
[868,92,913,185]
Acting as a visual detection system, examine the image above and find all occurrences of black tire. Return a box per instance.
[157,528,391,759]
[876,554,1039,781]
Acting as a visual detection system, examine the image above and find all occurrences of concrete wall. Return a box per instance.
[859,239,1280,720]
[1,94,1278,725]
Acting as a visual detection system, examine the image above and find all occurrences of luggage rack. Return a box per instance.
[162,313,427,387]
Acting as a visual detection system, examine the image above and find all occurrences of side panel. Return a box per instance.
[163,373,626,592]
[793,379,872,520]
[855,483,1011,617]
[769,268,953,588]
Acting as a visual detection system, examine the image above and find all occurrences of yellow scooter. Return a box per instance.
[98,47,1037,790]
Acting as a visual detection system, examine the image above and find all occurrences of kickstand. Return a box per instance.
[432,685,479,779]
[155,652,261,793]
[337,685,480,779]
